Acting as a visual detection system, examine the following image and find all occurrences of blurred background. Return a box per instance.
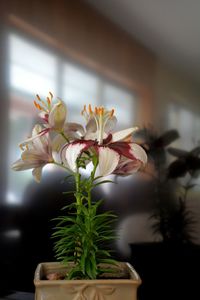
[0,0,200,299]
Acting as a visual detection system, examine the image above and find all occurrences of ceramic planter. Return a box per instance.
[34,262,141,300]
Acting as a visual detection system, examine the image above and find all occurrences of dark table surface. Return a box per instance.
[0,292,34,300]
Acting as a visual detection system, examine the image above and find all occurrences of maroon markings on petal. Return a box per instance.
[103,133,112,145]
[109,142,136,160]
[39,128,50,136]
[72,139,96,148]
[114,160,141,175]
[42,114,49,123]
[60,142,69,158]
[61,140,96,162]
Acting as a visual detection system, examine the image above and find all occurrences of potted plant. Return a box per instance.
[12,93,147,300]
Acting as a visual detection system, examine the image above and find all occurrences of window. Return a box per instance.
[9,33,57,96]
[168,103,200,150]
[102,84,135,129]
[7,32,136,204]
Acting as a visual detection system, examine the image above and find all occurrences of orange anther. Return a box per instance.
[36,94,41,101]
[89,104,93,114]
[95,107,98,114]
[34,100,38,109]
[37,103,42,110]
[49,92,53,99]
[110,109,115,117]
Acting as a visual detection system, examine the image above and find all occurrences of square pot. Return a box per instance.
[34,262,141,300]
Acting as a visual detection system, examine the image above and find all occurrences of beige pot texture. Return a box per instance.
[34,262,141,300]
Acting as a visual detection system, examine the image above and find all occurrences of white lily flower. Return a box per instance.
[82,105,117,144]
[61,105,147,177]
[34,93,67,131]
[20,94,84,149]
[11,125,53,182]
[82,105,139,144]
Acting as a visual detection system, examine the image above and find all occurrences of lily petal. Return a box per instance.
[112,127,138,142]
[21,149,52,162]
[52,135,67,153]
[48,100,67,130]
[60,143,70,168]
[19,127,49,150]
[98,147,120,177]
[104,116,117,133]
[39,111,49,123]
[32,125,50,153]
[84,132,98,141]
[32,167,43,182]
[86,117,97,134]
[129,143,147,165]
[114,158,142,176]
[109,142,134,159]
[11,158,43,170]
[64,122,85,137]
[109,141,147,164]
[64,141,94,172]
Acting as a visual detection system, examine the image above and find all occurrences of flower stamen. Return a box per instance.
[47,97,51,106]
[34,92,54,113]
[110,109,115,117]
[88,104,93,114]
[34,101,42,110]
[49,92,53,100]
[81,105,86,116]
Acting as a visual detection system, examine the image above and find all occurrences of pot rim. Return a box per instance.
[34,262,141,286]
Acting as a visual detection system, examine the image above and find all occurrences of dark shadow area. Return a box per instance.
[129,242,200,300]
[0,170,75,295]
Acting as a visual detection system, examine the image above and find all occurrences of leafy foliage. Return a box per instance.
[152,197,196,243]
[167,146,200,178]
[52,154,117,279]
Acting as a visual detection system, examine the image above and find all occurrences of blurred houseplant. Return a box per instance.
[166,145,200,242]
[134,127,180,242]
[12,93,147,300]
[135,126,198,243]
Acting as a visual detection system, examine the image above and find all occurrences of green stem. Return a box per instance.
[60,131,70,143]
[75,171,81,206]
[87,155,98,208]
